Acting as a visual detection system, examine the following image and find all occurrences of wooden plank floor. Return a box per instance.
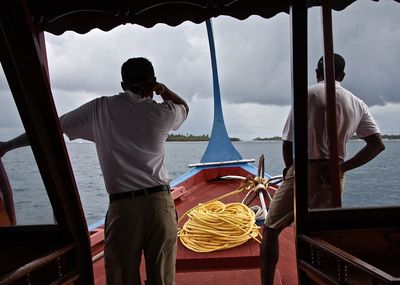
[175,175,298,284]
[92,167,298,284]
[92,227,297,285]
[176,178,262,271]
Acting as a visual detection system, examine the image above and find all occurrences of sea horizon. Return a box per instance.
[2,140,399,226]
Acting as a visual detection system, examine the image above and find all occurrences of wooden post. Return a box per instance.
[0,159,16,225]
[290,0,309,235]
[290,0,309,283]
[321,1,342,207]
[0,1,94,283]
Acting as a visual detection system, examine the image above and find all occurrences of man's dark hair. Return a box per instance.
[121,57,155,85]
[317,53,345,78]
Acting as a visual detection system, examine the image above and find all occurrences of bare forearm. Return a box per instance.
[160,85,189,113]
[341,134,385,173]
[341,147,382,172]
[0,133,30,157]
[282,140,293,168]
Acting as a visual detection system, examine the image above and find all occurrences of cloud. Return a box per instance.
[43,1,400,108]
[223,102,290,140]
[44,15,293,107]
[369,103,400,135]
[0,89,22,129]
[1,1,400,140]
[308,1,400,106]
[207,15,292,106]
[173,95,291,140]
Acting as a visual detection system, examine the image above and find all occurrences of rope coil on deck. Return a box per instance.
[177,177,267,253]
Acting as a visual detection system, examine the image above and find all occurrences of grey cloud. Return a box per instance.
[0,89,23,129]
[46,31,122,95]
[332,1,400,106]
[42,1,400,108]
[1,0,400,140]
[308,1,400,106]
[201,15,292,106]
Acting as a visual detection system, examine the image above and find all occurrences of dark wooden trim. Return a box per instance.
[290,1,308,283]
[307,206,400,231]
[0,244,75,285]
[290,0,309,235]
[49,270,79,285]
[0,200,11,225]
[0,224,65,246]
[0,159,16,225]
[0,224,59,233]
[0,2,93,284]
[298,260,340,285]
[0,225,67,276]
[321,0,342,207]
[299,234,399,283]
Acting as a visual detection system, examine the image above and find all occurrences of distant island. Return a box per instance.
[253,136,282,141]
[167,134,209,141]
[167,134,240,141]
[253,134,400,141]
[381,135,400,140]
[166,134,400,142]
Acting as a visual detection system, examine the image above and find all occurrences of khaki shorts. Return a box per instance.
[265,166,296,229]
[265,161,345,230]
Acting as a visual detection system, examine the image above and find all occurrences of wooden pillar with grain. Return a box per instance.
[321,0,342,207]
[0,159,15,225]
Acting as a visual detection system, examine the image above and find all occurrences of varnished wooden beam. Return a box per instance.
[321,0,342,207]
[0,159,15,225]
[0,1,93,283]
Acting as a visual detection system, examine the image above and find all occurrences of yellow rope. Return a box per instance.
[177,176,267,253]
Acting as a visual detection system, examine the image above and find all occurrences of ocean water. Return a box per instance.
[1,140,399,226]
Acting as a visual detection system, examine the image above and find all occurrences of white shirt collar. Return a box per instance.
[318,80,342,87]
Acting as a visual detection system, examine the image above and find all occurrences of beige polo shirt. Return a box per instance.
[60,91,187,194]
[282,81,380,160]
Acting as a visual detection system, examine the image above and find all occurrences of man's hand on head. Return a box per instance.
[136,81,157,98]
[153,82,166,96]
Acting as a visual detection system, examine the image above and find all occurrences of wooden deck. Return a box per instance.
[175,178,263,272]
[91,166,298,285]
[91,227,296,285]
[175,171,298,285]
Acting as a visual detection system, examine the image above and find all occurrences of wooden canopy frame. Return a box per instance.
[1,0,399,284]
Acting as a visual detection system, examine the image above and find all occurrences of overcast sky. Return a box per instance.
[1,1,400,140]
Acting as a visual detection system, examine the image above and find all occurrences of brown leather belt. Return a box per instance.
[109,184,170,202]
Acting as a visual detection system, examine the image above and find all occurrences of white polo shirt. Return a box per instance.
[282,81,380,160]
[60,91,187,194]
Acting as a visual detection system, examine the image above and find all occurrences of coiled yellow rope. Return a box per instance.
[177,177,267,253]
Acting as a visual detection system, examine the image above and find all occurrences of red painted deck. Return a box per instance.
[91,166,298,285]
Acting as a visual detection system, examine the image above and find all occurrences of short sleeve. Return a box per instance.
[356,104,380,138]
[59,100,97,141]
[161,101,188,131]
[282,109,293,142]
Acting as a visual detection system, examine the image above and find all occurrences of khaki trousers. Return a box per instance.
[104,191,177,285]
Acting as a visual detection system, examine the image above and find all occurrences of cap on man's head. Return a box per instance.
[317,53,345,77]
[121,57,155,85]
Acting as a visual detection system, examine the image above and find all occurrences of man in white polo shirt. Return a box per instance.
[260,54,385,285]
[0,57,188,285]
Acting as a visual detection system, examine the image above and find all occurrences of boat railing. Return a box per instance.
[298,234,400,284]
[0,243,79,285]
[188,158,255,168]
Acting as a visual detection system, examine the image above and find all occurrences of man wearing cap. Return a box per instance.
[260,54,385,285]
[0,57,189,285]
